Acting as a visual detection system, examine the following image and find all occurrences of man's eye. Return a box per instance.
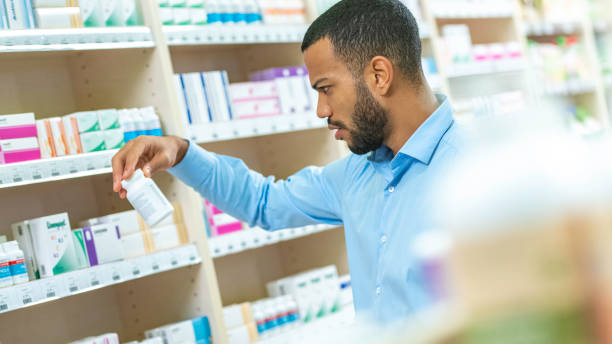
[321,86,330,94]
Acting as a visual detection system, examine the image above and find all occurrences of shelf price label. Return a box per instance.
[16,283,41,306]
[0,288,16,312]
[40,278,64,299]
[65,274,81,294]
[135,256,152,276]
[30,164,44,180]
[110,265,123,283]
[88,269,101,287]
[129,260,142,277]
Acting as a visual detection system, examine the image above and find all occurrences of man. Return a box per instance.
[112,0,462,323]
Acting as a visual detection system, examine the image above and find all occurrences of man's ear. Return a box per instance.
[364,56,394,96]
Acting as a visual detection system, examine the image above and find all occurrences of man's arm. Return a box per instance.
[111,136,345,231]
[168,141,345,230]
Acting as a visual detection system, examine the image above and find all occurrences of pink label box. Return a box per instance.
[204,200,244,237]
[0,113,37,140]
[0,137,42,164]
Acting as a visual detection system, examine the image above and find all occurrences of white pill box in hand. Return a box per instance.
[122,169,174,227]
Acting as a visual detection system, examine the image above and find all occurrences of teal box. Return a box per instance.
[104,129,125,150]
[97,109,121,130]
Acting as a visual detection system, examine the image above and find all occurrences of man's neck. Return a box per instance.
[384,85,439,156]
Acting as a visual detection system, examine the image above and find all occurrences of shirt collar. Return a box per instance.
[368,94,454,165]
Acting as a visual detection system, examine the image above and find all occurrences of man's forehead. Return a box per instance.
[303,38,346,81]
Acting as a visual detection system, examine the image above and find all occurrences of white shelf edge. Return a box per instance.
[523,20,583,36]
[432,7,515,19]
[446,60,527,78]
[164,24,308,46]
[0,244,201,314]
[165,24,431,47]
[0,149,118,189]
[190,114,327,144]
[542,80,598,96]
[0,27,154,53]
[209,224,340,258]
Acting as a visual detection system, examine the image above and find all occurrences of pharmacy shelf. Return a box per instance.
[164,25,309,46]
[593,21,611,34]
[604,74,612,87]
[189,114,327,144]
[543,79,598,96]
[431,5,515,19]
[256,306,355,344]
[0,149,118,189]
[523,21,583,36]
[165,24,432,46]
[0,27,154,53]
[0,244,200,314]
[445,59,527,78]
[209,224,339,258]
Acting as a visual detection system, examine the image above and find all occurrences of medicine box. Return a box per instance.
[0,113,37,140]
[74,224,124,266]
[0,137,42,164]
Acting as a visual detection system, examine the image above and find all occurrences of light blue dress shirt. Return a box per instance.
[169,95,463,323]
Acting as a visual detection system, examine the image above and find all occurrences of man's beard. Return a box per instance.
[347,81,389,155]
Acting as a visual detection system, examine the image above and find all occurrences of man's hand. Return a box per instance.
[112,136,189,199]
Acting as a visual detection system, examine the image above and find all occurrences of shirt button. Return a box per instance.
[380,235,387,244]
[388,186,395,193]
[376,287,382,296]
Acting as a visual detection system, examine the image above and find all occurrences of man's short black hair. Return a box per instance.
[302,0,423,84]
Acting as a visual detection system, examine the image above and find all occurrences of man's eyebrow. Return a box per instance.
[312,78,329,90]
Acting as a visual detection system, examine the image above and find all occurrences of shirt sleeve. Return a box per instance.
[168,141,346,230]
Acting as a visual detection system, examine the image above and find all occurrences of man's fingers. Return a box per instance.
[122,138,147,181]
[111,150,126,193]
[143,152,170,178]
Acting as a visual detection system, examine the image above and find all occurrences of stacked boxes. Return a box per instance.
[73,224,124,267]
[229,81,281,119]
[158,0,263,26]
[258,0,306,24]
[11,213,89,279]
[0,0,143,29]
[266,265,341,323]
[203,199,244,237]
[80,202,189,259]
[175,71,234,125]
[145,316,212,344]
[175,67,317,129]
[223,303,260,344]
[250,66,316,115]
[8,203,188,282]
[0,113,41,164]
[33,0,83,29]
[0,106,163,164]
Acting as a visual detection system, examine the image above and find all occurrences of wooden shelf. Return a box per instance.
[0,244,200,315]
[209,224,339,258]
[189,114,327,144]
[0,27,154,53]
[0,150,117,189]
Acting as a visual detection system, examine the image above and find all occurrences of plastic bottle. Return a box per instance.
[121,169,174,227]
[0,245,12,288]
[253,302,267,338]
[140,107,163,137]
[244,0,262,24]
[119,109,138,142]
[231,0,245,24]
[273,296,290,332]
[262,299,279,338]
[284,295,300,328]
[4,241,28,285]
[130,108,148,138]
